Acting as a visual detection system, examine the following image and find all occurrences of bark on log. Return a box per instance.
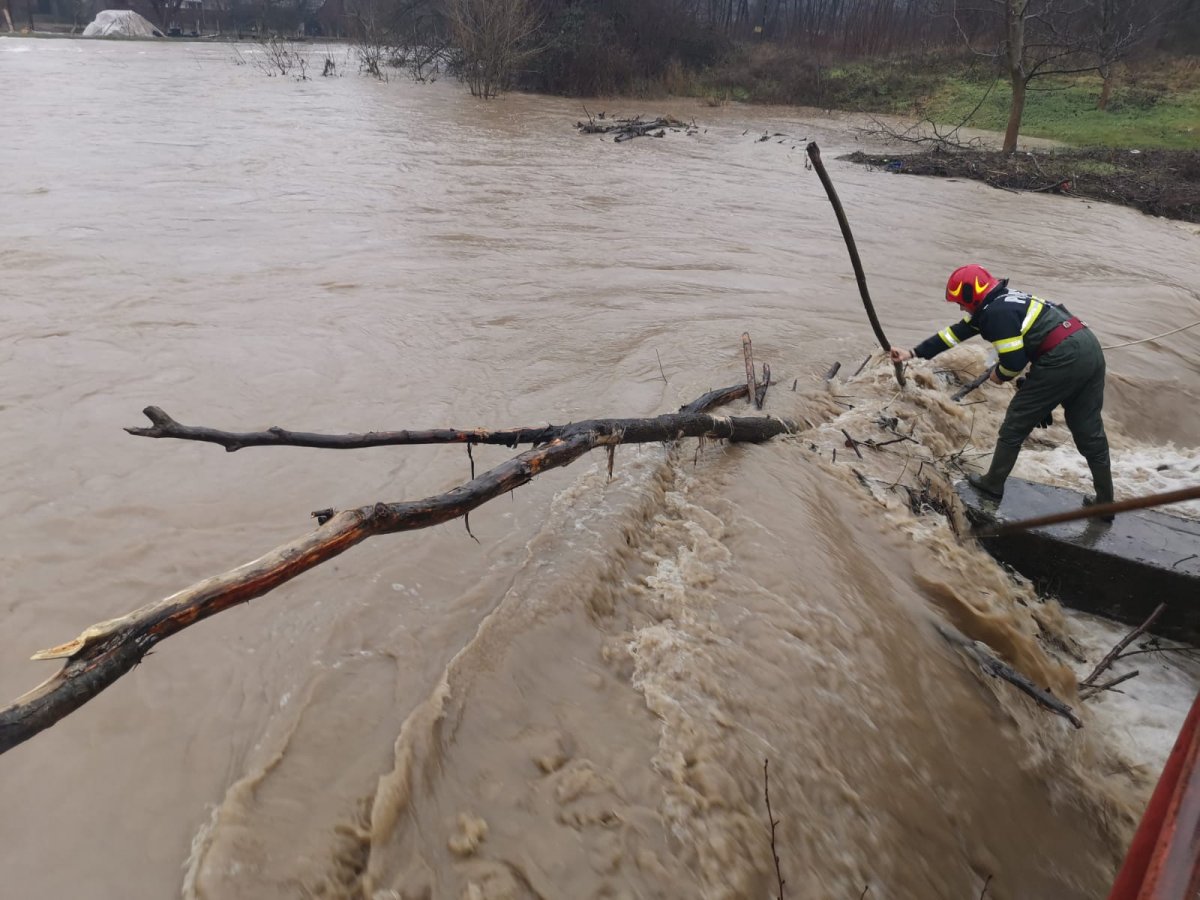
[126,387,782,454]
[1,386,798,755]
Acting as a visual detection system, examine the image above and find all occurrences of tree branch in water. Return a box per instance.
[937,624,1083,728]
[1079,602,1167,688]
[125,384,789,453]
[1,386,798,755]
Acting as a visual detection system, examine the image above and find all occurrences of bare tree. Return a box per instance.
[1085,0,1170,109]
[147,0,187,29]
[448,0,540,98]
[953,0,1165,153]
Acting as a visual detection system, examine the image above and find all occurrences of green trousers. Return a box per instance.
[980,329,1112,501]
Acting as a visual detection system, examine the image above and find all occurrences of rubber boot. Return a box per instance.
[967,442,1021,501]
[1083,458,1116,522]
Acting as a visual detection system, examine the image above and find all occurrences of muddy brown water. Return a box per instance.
[2,38,1199,900]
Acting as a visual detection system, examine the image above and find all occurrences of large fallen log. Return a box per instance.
[123,384,788,453]
[0,385,798,755]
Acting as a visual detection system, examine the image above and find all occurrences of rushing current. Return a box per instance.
[2,37,1198,900]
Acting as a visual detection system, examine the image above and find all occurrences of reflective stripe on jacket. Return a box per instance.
[913,287,1071,381]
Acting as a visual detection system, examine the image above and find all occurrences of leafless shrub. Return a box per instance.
[253,36,309,80]
[321,45,340,77]
[858,76,999,151]
[347,0,451,83]
[447,0,541,98]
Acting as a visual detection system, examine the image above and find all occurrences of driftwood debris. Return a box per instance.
[952,367,995,402]
[575,113,693,142]
[0,384,799,755]
[741,332,771,410]
[805,142,906,389]
[938,624,1082,728]
[1079,602,1168,690]
[1079,670,1140,701]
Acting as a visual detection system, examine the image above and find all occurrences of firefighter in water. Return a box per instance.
[890,264,1114,512]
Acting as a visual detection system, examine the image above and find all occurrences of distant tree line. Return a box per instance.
[343,0,1195,89]
[10,0,324,35]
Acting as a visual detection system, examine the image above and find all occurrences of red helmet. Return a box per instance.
[945,264,999,313]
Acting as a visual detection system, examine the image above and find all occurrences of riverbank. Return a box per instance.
[693,47,1199,222]
[691,48,1200,151]
[844,147,1200,223]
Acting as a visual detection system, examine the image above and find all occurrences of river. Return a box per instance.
[2,36,1199,900]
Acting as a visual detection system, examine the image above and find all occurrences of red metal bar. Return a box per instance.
[1108,689,1200,900]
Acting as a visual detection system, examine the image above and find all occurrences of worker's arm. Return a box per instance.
[980,305,1031,382]
[901,317,979,362]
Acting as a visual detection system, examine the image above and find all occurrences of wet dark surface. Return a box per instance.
[957,478,1200,642]
[846,149,1200,223]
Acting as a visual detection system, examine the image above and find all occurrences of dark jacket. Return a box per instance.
[913,281,1072,381]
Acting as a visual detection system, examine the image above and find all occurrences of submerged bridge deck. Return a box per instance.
[956,477,1200,643]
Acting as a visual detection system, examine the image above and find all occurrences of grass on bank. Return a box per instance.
[689,47,1200,150]
[924,67,1200,150]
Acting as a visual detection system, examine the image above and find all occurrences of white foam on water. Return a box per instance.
[1019,443,1200,518]
[1065,610,1200,777]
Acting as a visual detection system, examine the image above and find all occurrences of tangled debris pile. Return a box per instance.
[575,113,697,142]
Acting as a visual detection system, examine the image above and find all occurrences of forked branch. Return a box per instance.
[0,385,798,755]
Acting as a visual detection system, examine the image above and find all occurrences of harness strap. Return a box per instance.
[1034,316,1086,360]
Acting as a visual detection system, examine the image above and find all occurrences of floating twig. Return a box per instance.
[841,429,864,460]
[655,349,668,384]
[1080,670,1140,700]
[1080,603,1167,688]
[763,759,786,900]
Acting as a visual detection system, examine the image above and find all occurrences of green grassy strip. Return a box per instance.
[925,76,1200,150]
[689,49,1200,150]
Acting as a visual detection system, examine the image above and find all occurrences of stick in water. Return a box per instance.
[1079,603,1167,687]
[743,332,761,409]
[805,142,905,388]
[952,366,996,402]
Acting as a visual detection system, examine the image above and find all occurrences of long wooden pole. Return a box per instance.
[805,141,905,388]
[973,484,1200,538]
